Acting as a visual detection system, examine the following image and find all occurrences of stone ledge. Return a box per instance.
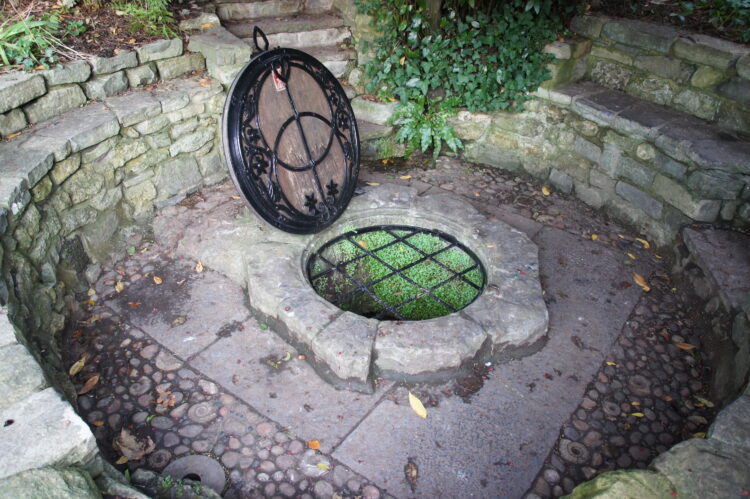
[0,388,97,480]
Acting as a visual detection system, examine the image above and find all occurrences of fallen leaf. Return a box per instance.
[200,22,214,29]
[5,132,21,140]
[627,252,636,260]
[176,279,186,286]
[631,401,640,406]
[692,432,706,438]
[635,237,650,249]
[114,48,121,55]
[694,395,714,408]
[486,244,495,248]
[87,288,96,296]
[358,240,367,248]
[153,276,163,285]
[631,412,644,418]
[69,355,88,376]
[92,420,105,427]
[399,175,412,180]
[78,375,100,394]
[127,302,141,309]
[112,428,156,464]
[606,361,617,366]
[399,55,405,65]
[366,182,380,186]
[231,195,241,200]
[541,185,551,196]
[282,352,291,361]
[115,280,125,293]
[128,38,136,44]
[591,234,598,241]
[663,395,673,402]
[308,440,321,450]
[633,273,651,292]
[195,261,204,273]
[675,342,696,351]
[408,391,427,419]
[172,316,186,327]
[316,462,330,471]
[115,456,129,465]
[404,458,419,492]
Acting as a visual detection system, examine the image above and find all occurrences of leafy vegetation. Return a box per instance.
[672,0,750,42]
[354,0,567,157]
[113,0,177,39]
[311,228,484,320]
[0,11,86,69]
[390,95,462,159]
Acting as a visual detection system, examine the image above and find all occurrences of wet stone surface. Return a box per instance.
[60,156,715,498]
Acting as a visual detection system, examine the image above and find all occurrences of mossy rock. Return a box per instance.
[564,469,675,498]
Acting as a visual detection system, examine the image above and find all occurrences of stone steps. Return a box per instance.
[224,13,344,38]
[216,1,303,22]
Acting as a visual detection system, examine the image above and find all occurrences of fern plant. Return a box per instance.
[390,96,463,159]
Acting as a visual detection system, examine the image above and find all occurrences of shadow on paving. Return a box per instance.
[60,157,714,499]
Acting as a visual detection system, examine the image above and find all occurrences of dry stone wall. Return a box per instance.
[571,15,750,134]
[0,36,230,496]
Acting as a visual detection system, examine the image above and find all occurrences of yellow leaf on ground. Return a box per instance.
[115,280,124,293]
[675,342,696,351]
[633,273,651,292]
[627,252,636,260]
[631,401,640,406]
[115,456,129,465]
[591,234,598,241]
[5,132,21,140]
[399,175,412,180]
[606,361,617,366]
[231,195,241,200]
[195,261,204,273]
[693,432,706,438]
[663,395,673,402]
[316,462,330,471]
[78,375,100,394]
[486,244,495,248]
[87,288,96,296]
[631,412,644,417]
[92,420,105,427]
[114,48,121,55]
[541,185,551,196]
[128,38,136,44]
[200,22,214,29]
[307,440,320,450]
[172,316,187,327]
[69,355,87,376]
[635,237,650,249]
[366,182,380,186]
[153,276,163,285]
[694,395,714,408]
[408,391,427,419]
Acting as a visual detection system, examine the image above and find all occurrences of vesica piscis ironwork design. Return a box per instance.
[307,225,486,321]
[222,29,359,234]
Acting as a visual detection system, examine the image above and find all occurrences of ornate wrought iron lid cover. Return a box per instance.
[222,27,360,234]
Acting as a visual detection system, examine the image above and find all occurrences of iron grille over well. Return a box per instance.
[307,226,486,321]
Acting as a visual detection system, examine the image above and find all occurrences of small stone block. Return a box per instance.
[0,72,46,114]
[312,312,377,384]
[0,388,97,480]
[0,109,27,137]
[90,51,138,75]
[155,53,206,80]
[41,61,91,86]
[125,63,158,87]
[136,38,183,64]
[602,19,678,54]
[0,343,48,411]
[104,91,162,127]
[84,71,128,100]
[23,84,86,124]
[673,34,748,70]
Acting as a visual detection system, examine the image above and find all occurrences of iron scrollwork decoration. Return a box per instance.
[222,27,360,234]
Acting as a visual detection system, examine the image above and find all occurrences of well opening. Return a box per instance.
[307,225,486,320]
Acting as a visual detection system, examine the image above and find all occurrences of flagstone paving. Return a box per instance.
[62,156,713,498]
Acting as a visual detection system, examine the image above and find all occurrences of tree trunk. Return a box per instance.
[425,0,441,33]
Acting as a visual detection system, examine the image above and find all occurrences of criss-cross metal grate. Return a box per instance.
[307,225,486,321]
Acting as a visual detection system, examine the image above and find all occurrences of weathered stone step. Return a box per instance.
[224,13,344,39]
[217,0,302,22]
[243,26,350,50]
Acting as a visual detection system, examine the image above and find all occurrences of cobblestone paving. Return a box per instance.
[60,156,714,498]
[63,249,385,498]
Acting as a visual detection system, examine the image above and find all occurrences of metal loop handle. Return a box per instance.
[253,26,269,52]
[272,59,290,83]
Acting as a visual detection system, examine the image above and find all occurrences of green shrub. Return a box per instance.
[114,0,176,39]
[0,10,87,69]
[390,95,462,158]
[673,0,750,42]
